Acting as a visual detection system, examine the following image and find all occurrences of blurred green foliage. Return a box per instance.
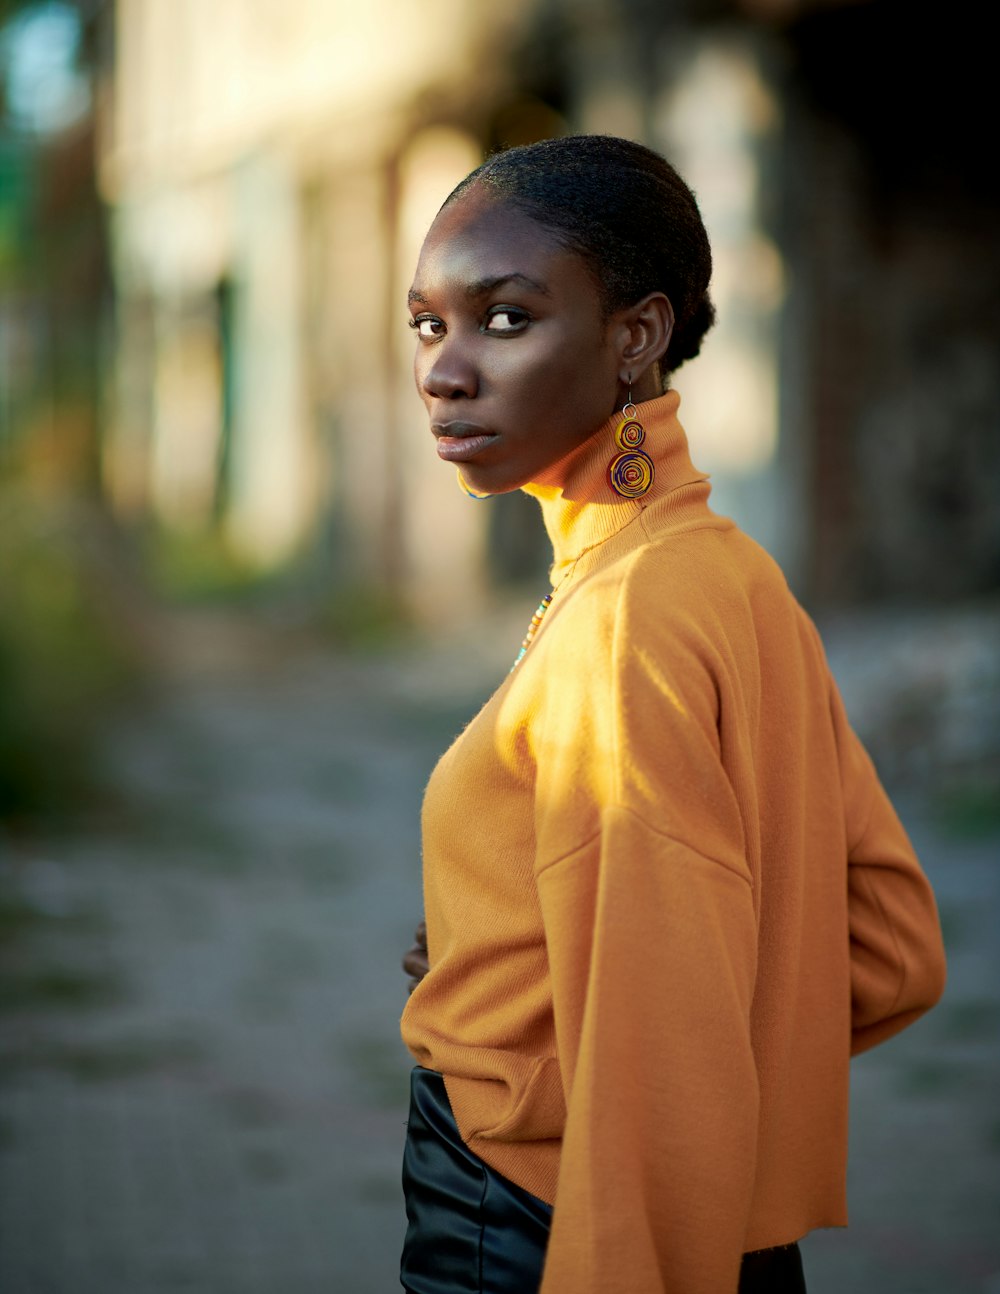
[319,582,413,652]
[143,524,414,653]
[142,525,271,605]
[0,487,137,823]
[933,784,1000,840]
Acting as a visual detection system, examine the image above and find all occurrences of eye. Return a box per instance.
[484,307,530,334]
[408,314,444,339]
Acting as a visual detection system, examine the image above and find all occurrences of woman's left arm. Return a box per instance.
[529,582,759,1294]
[536,809,759,1294]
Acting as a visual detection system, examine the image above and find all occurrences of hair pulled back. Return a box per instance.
[444,135,716,378]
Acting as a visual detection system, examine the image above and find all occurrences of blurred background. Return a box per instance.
[1,0,997,1291]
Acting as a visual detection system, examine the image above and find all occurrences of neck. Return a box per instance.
[521,390,708,573]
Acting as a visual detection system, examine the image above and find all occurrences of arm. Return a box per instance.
[528,571,761,1293]
[830,685,947,1053]
[536,808,758,1294]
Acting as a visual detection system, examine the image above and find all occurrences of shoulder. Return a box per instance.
[558,522,788,663]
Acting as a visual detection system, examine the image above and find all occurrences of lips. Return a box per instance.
[432,422,499,463]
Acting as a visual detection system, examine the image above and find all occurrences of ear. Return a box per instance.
[614,292,674,393]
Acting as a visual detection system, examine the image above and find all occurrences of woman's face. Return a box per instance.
[408,186,624,495]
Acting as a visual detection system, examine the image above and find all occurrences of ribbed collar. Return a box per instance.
[521,390,709,579]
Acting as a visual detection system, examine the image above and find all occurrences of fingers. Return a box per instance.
[402,946,429,979]
[402,919,430,994]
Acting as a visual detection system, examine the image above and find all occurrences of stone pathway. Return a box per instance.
[0,605,997,1293]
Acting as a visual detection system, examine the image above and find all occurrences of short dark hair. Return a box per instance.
[444,135,716,378]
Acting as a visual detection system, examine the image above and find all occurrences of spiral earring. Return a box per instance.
[607,376,654,499]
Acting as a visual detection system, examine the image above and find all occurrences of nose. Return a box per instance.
[419,340,478,401]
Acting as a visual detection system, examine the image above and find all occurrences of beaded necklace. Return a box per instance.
[510,591,554,672]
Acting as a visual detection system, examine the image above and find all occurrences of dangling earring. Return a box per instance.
[607,375,654,499]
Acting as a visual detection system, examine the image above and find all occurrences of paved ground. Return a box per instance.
[0,603,997,1293]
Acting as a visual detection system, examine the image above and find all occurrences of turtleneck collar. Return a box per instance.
[521,390,709,578]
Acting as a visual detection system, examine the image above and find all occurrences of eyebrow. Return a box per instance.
[407,272,551,306]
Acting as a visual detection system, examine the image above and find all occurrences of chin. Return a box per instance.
[458,467,524,497]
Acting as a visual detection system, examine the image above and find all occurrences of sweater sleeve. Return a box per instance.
[535,808,758,1294]
[529,579,761,1293]
[829,684,947,1054]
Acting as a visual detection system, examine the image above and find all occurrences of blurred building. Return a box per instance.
[97,0,528,619]
[93,0,999,617]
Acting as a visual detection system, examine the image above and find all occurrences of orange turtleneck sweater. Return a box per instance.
[400,391,946,1294]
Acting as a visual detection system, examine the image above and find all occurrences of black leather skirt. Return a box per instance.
[400,1066,806,1293]
[401,1067,552,1292]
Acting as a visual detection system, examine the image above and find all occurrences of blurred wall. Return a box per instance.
[97,0,538,620]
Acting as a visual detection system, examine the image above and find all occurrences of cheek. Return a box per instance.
[522,338,613,427]
[412,350,431,401]
[489,334,594,407]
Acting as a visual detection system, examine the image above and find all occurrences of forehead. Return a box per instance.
[411,188,581,294]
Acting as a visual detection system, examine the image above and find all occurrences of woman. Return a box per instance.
[398,135,945,1294]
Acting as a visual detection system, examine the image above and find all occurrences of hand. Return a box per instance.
[402,920,429,994]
